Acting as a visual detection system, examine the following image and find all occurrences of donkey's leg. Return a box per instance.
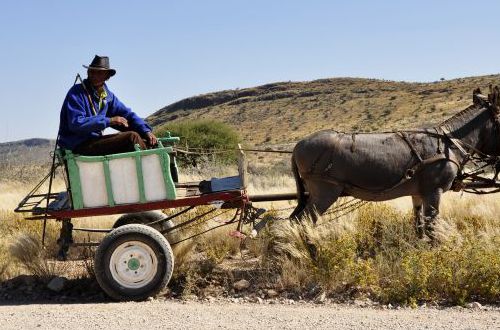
[302,180,344,223]
[290,197,307,219]
[422,189,443,241]
[412,196,424,239]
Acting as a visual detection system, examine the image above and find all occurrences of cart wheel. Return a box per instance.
[94,224,174,301]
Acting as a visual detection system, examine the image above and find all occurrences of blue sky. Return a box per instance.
[1,0,499,142]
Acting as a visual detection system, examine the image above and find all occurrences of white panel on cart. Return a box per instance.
[109,158,140,204]
[77,161,108,208]
[142,154,167,201]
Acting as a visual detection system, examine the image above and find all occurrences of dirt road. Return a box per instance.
[0,301,498,330]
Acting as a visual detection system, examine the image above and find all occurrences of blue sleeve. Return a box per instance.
[65,91,110,133]
[107,92,152,135]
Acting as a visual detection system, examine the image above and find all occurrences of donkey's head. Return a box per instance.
[473,85,500,155]
[472,85,500,118]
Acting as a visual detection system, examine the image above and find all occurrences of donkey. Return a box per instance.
[291,86,500,239]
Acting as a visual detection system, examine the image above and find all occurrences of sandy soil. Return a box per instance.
[0,301,498,330]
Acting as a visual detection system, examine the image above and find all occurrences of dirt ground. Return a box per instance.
[0,300,498,330]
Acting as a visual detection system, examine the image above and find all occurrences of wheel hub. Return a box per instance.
[127,258,141,271]
[109,241,158,289]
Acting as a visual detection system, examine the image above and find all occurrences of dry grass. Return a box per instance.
[261,199,500,305]
[155,162,500,305]
[9,233,68,278]
[1,161,500,305]
[0,211,61,280]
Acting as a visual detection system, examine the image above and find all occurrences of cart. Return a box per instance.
[15,134,297,301]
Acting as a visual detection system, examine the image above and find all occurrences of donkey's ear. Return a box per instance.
[473,87,488,105]
[488,85,500,113]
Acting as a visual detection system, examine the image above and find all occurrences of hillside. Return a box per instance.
[148,75,500,146]
[0,138,55,182]
[0,138,54,165]
[3,74,500,172]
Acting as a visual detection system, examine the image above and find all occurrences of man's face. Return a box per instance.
[87,69,110,88]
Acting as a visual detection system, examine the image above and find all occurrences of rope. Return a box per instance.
[317,199,369,227]
[173,146,292,155]
[170,220,236,245]
[168,209,234,234]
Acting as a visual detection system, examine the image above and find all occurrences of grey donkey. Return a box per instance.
[291,86,500,240]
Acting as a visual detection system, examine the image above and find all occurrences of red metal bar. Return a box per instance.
[44,190,247,219]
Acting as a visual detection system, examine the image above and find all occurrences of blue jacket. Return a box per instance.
[58,80,152,150]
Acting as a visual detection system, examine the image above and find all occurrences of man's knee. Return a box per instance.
[122,131,142,142]
[121,131,147,150]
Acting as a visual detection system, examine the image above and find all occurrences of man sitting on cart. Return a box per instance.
[58,55,158,156]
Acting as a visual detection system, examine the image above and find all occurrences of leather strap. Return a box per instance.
[439,126,469,158]
[397,131,423,163]
[76,74,97,116]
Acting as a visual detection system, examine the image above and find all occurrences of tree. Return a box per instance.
[155,119,240,166]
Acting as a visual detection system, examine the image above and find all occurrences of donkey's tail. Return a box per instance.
[290,153,307,219]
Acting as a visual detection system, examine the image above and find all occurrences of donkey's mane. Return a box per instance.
[436,103,487,132]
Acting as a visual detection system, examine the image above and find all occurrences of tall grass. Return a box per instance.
[1,161,500,305]
[0,210,61,280]
[263,202,500,305]
[9,233,68,278]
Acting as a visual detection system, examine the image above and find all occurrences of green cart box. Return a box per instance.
[62,137,179,210]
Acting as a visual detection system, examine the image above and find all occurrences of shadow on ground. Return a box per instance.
[0,275,107,305]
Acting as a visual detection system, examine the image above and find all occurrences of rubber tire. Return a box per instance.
[113,211,176,242]
[113,211,172,231]
[94,224,174,301]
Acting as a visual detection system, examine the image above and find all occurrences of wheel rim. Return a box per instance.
[109,241,158,289]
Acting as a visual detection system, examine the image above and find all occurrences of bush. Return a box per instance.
[261,203,500,305]
[9,233,68,279]
[155,120,240,166]
[0,210,62,280]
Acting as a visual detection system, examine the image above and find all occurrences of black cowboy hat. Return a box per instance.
[83,55,116,77]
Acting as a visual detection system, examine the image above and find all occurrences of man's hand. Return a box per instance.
[110,116,129,128]
[146,132,158,146]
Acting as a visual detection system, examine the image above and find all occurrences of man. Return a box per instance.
[58,55,157,155]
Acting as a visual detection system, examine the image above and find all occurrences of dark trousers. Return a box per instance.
[73,131,148,156]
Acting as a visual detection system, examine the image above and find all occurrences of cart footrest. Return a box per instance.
[32,192,71,214]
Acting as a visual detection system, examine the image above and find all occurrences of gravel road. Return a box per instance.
[0,301,498,330]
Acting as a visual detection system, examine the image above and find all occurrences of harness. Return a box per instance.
[396,129,463,178]
[302,87,500,196]
[302,124,496,195]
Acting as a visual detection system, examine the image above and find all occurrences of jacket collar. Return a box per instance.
[83,79,108,99]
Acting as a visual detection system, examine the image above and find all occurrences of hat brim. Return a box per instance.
[83,65,116,77]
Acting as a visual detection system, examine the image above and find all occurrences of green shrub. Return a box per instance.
[379,238,500,305]
[155,119,240,166]
[262,203,500,305]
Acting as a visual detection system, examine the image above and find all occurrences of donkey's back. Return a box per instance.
[293,130,442,192]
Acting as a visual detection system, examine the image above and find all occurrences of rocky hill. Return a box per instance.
[3,74,500,171]
[147,75,500,146]
[0,138,55,182]
[0,138,54,165]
